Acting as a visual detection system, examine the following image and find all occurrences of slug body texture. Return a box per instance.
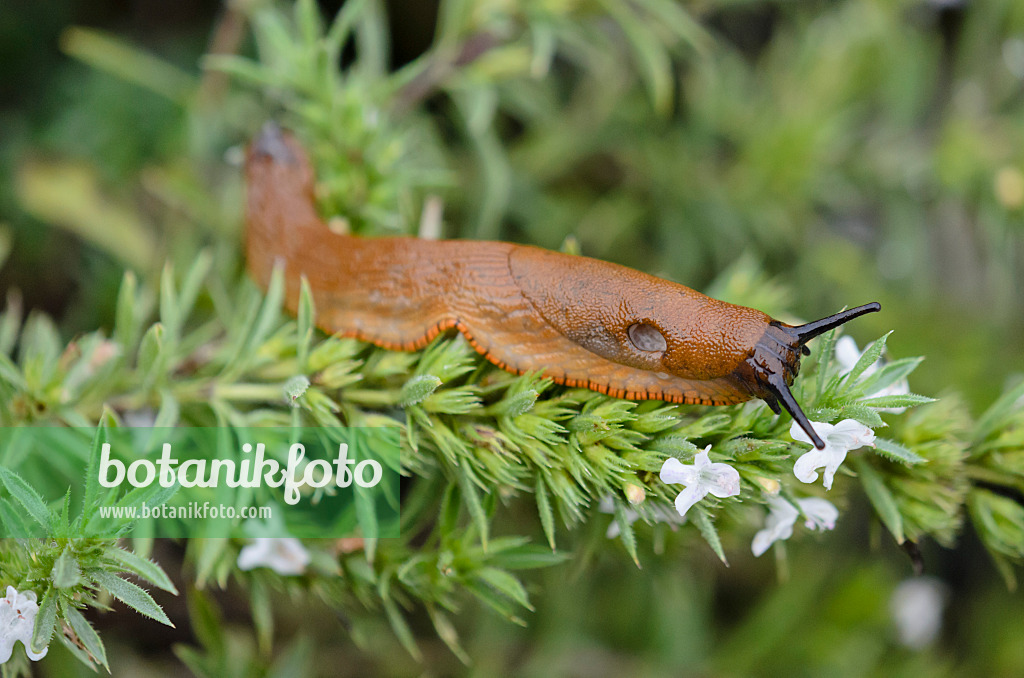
[245,125,880,445]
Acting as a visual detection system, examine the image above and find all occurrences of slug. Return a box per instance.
[245,123,880,449]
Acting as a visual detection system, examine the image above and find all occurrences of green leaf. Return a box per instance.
[0,497,31,537]
[296,276,316,370]
[31,587,58,657]
[858,393,935,409]
[114,271,140,352]
[534,476,556,550]
[0,290,22,357]
[52,548,82,588]
[92,569,174,626]
[81,424,109,526]
[853,457,904,543]
[873,437,926,465]
[0,466,51,530]
[103,545,178,594]
[250,577,274,655]
[474,567,532,611]
[61,601,108,669]
[137,322,165,375]
[845,331,891,385]
[613,500,640,567]
[159,262,181,343]
[247,262,286,354]
[490,544,570,570]
[974,379,1024,446]
[693,507,728,565]
[426,604,470,665]
[458,468,489,550]
[399,375,441,407]
[381,594,422,661]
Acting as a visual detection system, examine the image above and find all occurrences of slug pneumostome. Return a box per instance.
[245,124,880,449]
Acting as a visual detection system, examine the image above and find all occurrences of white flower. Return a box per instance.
[790,419,875,490]
[796,496,839,531]
[597,495,685,539]
[751,495,799,557]
[890,577,948,649]
[660,445,741,519]
[237,537,311,575]
[0,586,48,664]
[751,495,840,557]
[835,336,909,413]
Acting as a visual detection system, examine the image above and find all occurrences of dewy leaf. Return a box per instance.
[92,570,174,627]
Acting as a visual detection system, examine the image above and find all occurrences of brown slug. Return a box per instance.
[244,123,880,449]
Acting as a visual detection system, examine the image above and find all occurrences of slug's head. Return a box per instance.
[738,302,881,449]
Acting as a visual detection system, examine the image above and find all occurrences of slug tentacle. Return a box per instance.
[244,125,881,452]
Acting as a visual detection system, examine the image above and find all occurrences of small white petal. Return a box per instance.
[237,537,310,576]
[794,447,848,489]
[890,577,948,649]
[673,484,706,519]
[661,445,740,518]
[790,419,833,446]
[829,419,876,449]
[704,462,741,498]
[0,586,47,663]
[834,336,863,373]
[660,457,697,486]
[796,497,839,531]
[691,447,713,469]
[791,419,874,489]
[751,496,799,557]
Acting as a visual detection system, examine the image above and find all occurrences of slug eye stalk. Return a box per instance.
[755,303,882,450]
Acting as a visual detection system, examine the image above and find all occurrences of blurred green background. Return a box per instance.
[2,0,1023,675]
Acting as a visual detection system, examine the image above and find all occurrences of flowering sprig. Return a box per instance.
[791,419,876,490]
[659,445,741,518]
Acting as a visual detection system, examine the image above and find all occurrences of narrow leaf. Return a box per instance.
[31,587,57,656]
[873,437,926,465]
[61,602,108,669]
[103,545,177,594]
[0,466,51,530]
[92,569,173,626]
[853,457,904,543]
